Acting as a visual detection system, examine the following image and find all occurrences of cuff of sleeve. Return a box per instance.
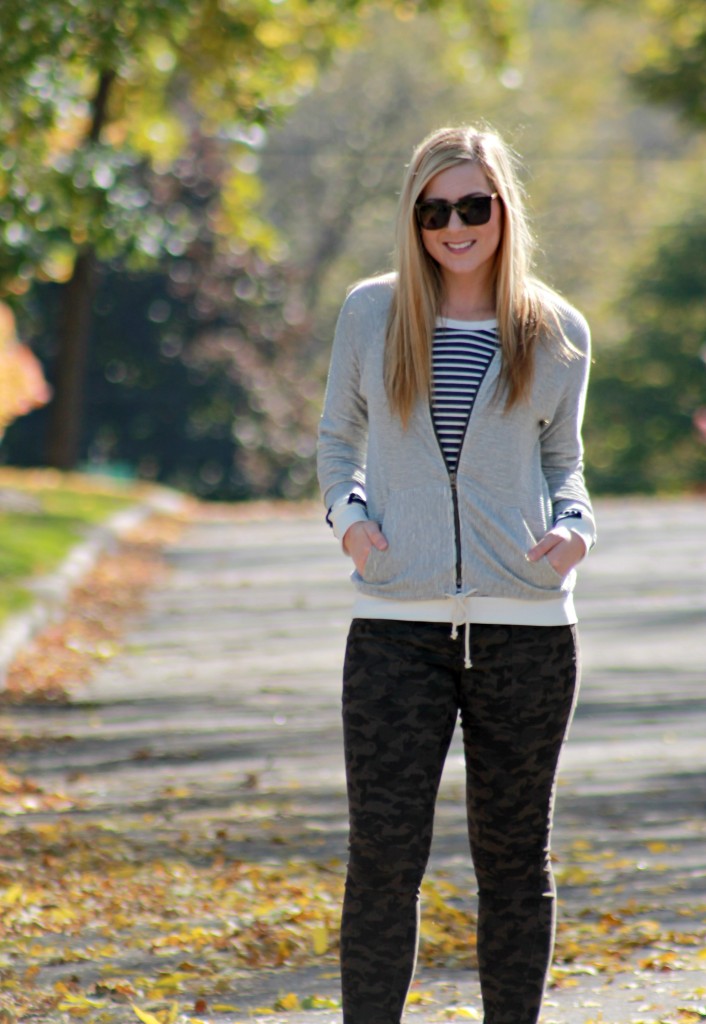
[330,497,369,541]
[554,502,596,552]
[567,519,594,558]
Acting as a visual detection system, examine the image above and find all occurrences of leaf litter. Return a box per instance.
[1,807,704,1022]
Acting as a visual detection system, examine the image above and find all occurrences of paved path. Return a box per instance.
[3,497,706,1023]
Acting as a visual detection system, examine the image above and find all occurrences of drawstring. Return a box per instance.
[448,591,477,669]
[450,619,472,670]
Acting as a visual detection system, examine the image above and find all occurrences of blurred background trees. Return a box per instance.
[1,0,704,499]
[585,217,706,493]
[0,303,51,440]
[0,0,512,497]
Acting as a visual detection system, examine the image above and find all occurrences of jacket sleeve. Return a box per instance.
[540,311,597,549]
[317,292,370,537]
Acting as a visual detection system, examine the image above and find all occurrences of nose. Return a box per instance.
[447,208,466,229]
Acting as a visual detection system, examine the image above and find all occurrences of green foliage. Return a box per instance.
[0,0,512,297]
[585,217,706,494]
[581,0,706,127]
[625,0,706,128]
[1,0,515,493]
[2,120,326,500]
[0,0,356,293]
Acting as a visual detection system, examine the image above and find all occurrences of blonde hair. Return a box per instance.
[385,124,571,425]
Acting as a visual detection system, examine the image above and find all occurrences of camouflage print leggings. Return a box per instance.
[341,618,580,1024]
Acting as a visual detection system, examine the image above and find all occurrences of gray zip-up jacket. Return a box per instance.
[317,274,596,605]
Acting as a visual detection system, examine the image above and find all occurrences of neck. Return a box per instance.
[440,275,495,321]
[441,302,496,320]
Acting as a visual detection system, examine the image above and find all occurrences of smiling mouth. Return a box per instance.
[445,240,475,252]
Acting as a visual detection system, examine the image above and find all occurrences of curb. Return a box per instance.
[0,487,185,688]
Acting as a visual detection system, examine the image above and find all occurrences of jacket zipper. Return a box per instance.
[430,342,499,595]
[426,329,497,593]
[448,470,463,592]
[430,415,465,594]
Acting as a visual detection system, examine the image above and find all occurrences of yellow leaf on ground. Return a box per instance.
[0,885,23,905]
[302,995,340,1010]
[312,924,328,954]
[57,996,105,1010]
[275,992,301,1010]
[130,1005,164,1024]
[406,990,434,1005]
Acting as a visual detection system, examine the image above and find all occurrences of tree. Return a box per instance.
[603,0,706,128]
[0,0,511,474]
[573,0,706,493]
[584,217,706,494]
[3,127,331,500]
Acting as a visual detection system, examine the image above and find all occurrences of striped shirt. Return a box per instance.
[431,318,499,473]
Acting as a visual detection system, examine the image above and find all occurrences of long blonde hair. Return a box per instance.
[385,124,571,425]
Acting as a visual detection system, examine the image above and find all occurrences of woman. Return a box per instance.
[317,124,596,1024]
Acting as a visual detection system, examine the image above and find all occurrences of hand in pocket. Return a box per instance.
[343,521,388,575]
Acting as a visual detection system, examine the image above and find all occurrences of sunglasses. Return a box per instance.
[415,192,498,230]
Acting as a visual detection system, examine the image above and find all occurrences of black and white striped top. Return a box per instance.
[431,319,499,474]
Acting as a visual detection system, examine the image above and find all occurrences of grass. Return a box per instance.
[0,468,152,623]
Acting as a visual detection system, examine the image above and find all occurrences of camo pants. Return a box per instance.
[341,618,579,1024]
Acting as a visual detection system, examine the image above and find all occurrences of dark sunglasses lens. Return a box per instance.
[416,201,450,230]
[416,194,494,230]
[456,196,492,225]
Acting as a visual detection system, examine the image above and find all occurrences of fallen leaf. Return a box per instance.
[275,992,301,1010]
[131,1004,164,1024]
[312,923,328,955]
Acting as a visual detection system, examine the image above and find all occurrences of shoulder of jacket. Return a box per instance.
[534,284,591,358]
[342,272,396,317]
[555,298,590,351]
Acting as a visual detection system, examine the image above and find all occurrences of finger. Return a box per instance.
[526,535,559,561]
[366,522,388,550]
[524,536,565,561]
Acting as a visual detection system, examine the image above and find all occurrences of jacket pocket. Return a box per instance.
[459,484,566,594]
[520,516,566,584]
[356,483,455,594]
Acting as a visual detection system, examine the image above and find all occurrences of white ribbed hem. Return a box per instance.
[439,316,498,329]
[350,592,578,626]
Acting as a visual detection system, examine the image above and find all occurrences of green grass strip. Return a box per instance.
[0,473,143,624]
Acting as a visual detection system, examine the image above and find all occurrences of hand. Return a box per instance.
[526,526,587,578]
[342,520,388,576]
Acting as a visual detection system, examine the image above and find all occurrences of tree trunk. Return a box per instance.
[46,69,115,470]
[46,249,98,468]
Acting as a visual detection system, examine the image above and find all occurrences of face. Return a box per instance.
[418,161,501,291]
